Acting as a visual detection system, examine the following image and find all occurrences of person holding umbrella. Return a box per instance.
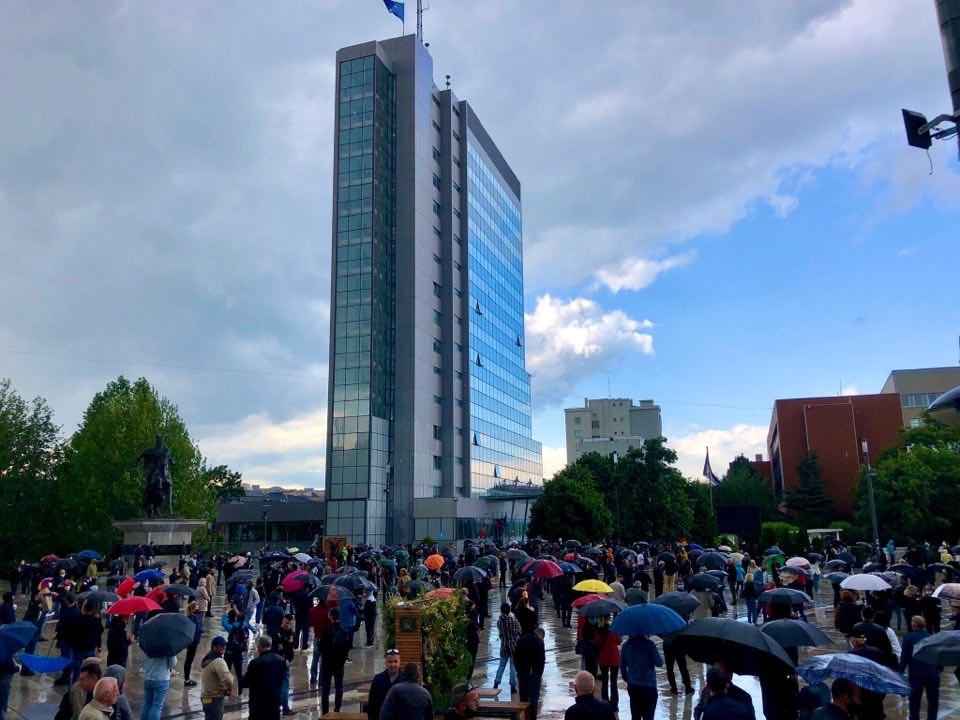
[619,630,663,720]
[182,601,204,687]
[596,618,621,710]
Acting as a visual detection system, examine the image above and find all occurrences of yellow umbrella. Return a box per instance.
[573,579,613,593]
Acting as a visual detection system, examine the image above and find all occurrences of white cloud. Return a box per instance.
[199,408,326,464]
[668,424,770,481]
[594,252,695,293]
[766,193,799,218]
[525,295,654,407]
[840,384,860,396]
[540,445,569,481]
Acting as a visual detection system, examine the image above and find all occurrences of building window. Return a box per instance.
[433,201,441,216]
[433,253,442,264]
[574,430,581,438]
[591,421,600,430]
[433,281,442,297]
[456,427,463,436]
[453,182,461,193]
[433,338,442,353]
[434,310,442,325]
[910,418,922,428]
[453,156,461,167]
[433,455,442,470]
[433,147,442,162]
[453,207,461,218]
[454,261,462,271]
[433,395,442,405]
[433,95,441,107]
[455,456,463,465]
[432,120,441,132]
[574,416,581,425]
[454,234,461,244]
[433,366,442,375]
[456,399,463,408]
[433,425,442,440]
[455,342,462,352]
[433,226,442,238]
[433,173,441,189]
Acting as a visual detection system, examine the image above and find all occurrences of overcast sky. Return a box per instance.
[2,1,959,488]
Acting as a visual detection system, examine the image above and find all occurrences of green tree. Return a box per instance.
[716,455,777,521]
[784,453,835,528]
[685,480,717,544]
[0,379,63,560]
[57,376,206,551]
[528,465,613,542]
[612,439,694,542]
[855,418,960,543]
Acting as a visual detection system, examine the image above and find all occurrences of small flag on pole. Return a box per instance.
[703,447,720,486]
[382,0,405,21]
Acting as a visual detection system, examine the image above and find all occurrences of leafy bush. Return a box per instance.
[382,594,472,711]
[760,522,802,555]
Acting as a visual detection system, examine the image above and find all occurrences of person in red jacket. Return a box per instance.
[309,600,330,686]
[596,620,621,710]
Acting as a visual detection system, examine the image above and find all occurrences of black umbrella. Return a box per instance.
[78,590,120,604]
[823,559,849,571]
[835,552,856,565]
[583,547,605,558]
[576,557,598,568]
[108,559,126,571]
[706,570,729,581]
[564,540,582,549]
[54,558,78,572]
[824,572,850,584]
[291,572,321,588]
[402,580,434,598]
[672,617,795,675]
[161,584,198,598]
[332,574,371,592]
[653,591,699,616]
[138,613,196,658]
[927,563,954,575]
[687,574,722,592]
[764,546,783,556]
[625,587,648,606]
[862,562,884,574]
[758,588,811,605]
[761,619,834,648]
[579,598,626,617]
[454,566,486,584]
[805,553,824,563]
[657,552,676,563]
[697,552,729,571]
[914,631,960,666]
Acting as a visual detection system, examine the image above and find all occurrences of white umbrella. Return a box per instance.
[932,583,960,600]
[840,574,891,591]
[718,545,732,552]
[294,552,312,563]
[786,556,811,568]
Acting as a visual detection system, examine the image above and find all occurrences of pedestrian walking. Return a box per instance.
[199,638,234,720]
[900,615,940,720]
[514,627,546,718]
[243,635,286,720]
[493,602,520,694]
[319,607,351,715]
[620,632,663,720]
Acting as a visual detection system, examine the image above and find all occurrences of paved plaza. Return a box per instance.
[5,579,959,719]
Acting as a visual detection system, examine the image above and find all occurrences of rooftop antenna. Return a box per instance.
[445,74,451,89]
[417,0,424,42]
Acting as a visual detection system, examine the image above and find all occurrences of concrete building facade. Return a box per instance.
[767,394,902,514]
[325,36,542,546]
[564,398,662,464]
[881,366,960,428]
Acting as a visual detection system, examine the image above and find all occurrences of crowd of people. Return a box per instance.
[1,534,959,720]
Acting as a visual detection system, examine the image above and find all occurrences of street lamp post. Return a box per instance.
[861,440,881,558]
[262,501,271,548]
[611,452,622,543]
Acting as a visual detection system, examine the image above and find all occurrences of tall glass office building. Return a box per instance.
[325,36,542,546]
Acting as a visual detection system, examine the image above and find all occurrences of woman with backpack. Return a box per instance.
[221,609,254,693]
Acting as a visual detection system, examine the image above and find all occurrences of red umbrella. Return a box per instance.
[531,560,563,579]
[105,596,162,615]
[572,593,605,608]
[116,578,136,598]
[281,571,308,593]
[520,560,537,573]
[146,587,169,602]
[424,554,445,571]
[41,554,59,564]
[563,552,578,562]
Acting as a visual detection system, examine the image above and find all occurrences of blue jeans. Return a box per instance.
[71,650,96,683]
[142,679,170,720]
[909,675,939,720]
[494,655,517,689]
[281,664,291,712]
[745,598,758,624]
[202,696,225,720]
[310,639,323,684]
[0,672,13,720]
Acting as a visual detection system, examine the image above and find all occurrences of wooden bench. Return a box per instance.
[476,687,501,699]
[477,700,529,720]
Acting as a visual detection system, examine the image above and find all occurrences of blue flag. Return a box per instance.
[703,448,720,486]
[383,0,404,21]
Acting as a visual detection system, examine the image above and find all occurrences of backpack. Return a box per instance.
[227,623,248,654]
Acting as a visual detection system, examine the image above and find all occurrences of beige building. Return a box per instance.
[564,397,662,464]
[881,366,960,428]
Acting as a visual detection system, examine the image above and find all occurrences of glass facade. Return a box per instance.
[466,138,543,497]
[328,54,396,545]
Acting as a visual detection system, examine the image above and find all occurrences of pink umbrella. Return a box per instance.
[531,560,563,580]
[281,571,308,593]
[228,556,247,566]
[562,552,577,562]
[785,557,811,568]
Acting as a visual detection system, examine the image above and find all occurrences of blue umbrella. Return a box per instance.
[557,561,580,574]
[687,543,704,552]
[765,546,783,556]
[610,603,685,636]
[17,654,72,673]
[824,572,850,585]
[0,622,40,662]
[796,653,910,695]
[73,550,102,561]
[134,569,165,583]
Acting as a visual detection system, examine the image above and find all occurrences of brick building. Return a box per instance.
[767,394,902,514]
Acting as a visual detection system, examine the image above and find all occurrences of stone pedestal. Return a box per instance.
[113,518,206,570]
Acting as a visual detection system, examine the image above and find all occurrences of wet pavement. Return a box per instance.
[6,578,959,719]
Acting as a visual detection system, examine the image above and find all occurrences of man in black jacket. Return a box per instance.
[268,614,296,716]
[367,649,401,720]
[319,608,350,715]
[514,627,545,719]
[565,671,615,720]
[243,635,286,720]
[53,594,81,686]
